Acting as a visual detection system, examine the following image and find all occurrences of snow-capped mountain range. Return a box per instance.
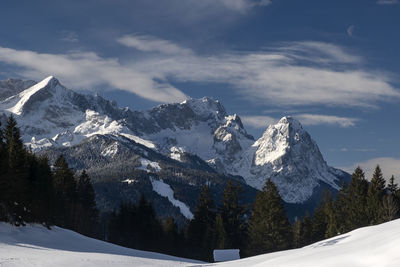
[0,76,348,206]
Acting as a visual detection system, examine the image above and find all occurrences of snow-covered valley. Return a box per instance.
[1,219,400,267]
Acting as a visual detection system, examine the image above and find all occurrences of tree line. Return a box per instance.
[0,115,98,237]
[1,114,399,262]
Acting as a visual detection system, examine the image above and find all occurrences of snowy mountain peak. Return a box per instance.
[0,76,67,116]
[230,116,343,203]
[182,97,227,119]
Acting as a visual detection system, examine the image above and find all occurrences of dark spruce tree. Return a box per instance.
[366,165,386,224]
[246,179,292,256]
[345,167,369,232]
[52,155,77,229]
[3,115,30,225]
[219,180,247,250]
[74,170,99,237]
[186,185,216,262]
[387,175,398,194]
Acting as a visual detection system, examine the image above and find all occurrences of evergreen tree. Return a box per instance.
[74,170,99,236]
[381,194,399,222]
[0,120,9,221]
[334,182,348,235]
[3,115,29,225]
[387,175,398,194]
[292,218,302,248]
[187,185,216,261]
[366,165,386,224]
[246,179,292,256]
[345,167,369,231]
[300,212,312,246]
[28,155,55,226]
[52,155,77,228]
[214,214,227,249]
[163,217,181,256]
[219,180,247,249]
[311,192,329,242]
[136,194,163,252]
[324,192,339,238]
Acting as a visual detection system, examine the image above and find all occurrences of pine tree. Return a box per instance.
[324,192,339,238]
[381,194,399,222]
[366,165,386,224]
[292,218,302,248]
[311,192,329,242]
[345,167,369,231]
[246,179,292,256]
[300,211,312,246]
[334,182,348,235]
[28,155,55,226]
[136,194,163,252]
[74,170,99,236]
[219,180,247,249]
[3,115,29,225]
[52,155,77,228]
[0,120,9,221]
[214,214,227,249]
[187,185,216,261]
[163,217,181,256]
[387,175,398,194]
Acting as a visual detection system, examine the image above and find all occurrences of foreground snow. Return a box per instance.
[2,219,400,266]
[0,223,200,267]
[207,219,400,267]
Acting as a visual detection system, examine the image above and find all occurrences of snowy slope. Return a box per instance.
[1,219,400,266]
[206,219,400,267]
[0,223,201,267]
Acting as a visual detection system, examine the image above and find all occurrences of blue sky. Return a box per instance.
[0,0,400,179]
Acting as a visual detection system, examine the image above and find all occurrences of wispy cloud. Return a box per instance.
[241,115,277,128]
[341,157,400,183]
[241,113,358,128]
[217,0,272,12]
[0,47,187,103]
[0,36,398,107]
[294,114,358,127]
[117,35,192,55]
[60,31,79,43]
[347,25,355,37]
[377,0,398,4]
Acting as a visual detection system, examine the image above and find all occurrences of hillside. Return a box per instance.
[0,223,201,267]
[1,219,400,266]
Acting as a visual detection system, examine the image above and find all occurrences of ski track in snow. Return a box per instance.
[149,177,193,219]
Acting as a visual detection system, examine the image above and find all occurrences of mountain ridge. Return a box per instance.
[0,76,349,217]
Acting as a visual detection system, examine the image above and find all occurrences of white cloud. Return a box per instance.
[341,157,400,184]
[241,115,277,128]
[0,37,399,107]
[294,114,358,127]
[0,47,187,103]
[218,0,272,12]
[347,25,355,37]
[377,0,398,4]
[60,31,79,43]
[117,35,192,55]
[242,113,358,129]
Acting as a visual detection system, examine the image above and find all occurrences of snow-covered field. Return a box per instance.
[210,219,400,267]
[1,219,400,267]
[0,223,200,267]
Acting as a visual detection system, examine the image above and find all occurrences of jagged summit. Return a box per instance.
[229,115,343,203]
[181,97,227,119]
